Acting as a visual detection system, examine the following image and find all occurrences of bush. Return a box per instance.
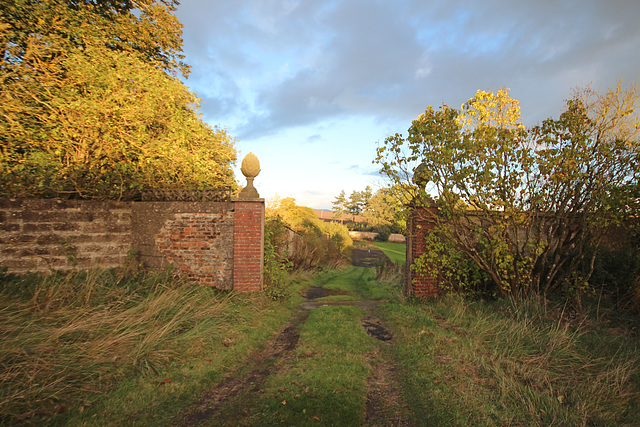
[263,219,292,300]
[412,228,491,296]
[374,225,392,242]
[589,243,640,313]
[287,219,352,270]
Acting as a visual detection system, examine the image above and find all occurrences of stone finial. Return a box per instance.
[239,152,261,199]
[412,162,428,191]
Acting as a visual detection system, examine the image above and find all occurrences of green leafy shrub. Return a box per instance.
[374,225,392,242]
[263,219,292,300]
[412,227,490,296]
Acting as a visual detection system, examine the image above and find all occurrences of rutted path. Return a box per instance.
[178,264,411,426]
[178,310,310,426]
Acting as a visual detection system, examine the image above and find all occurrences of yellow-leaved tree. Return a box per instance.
[0,0,236,200]
[376,85,640,301]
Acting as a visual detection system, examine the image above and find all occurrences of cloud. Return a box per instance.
[348,164,382,177]
[305,134,322,144]
[177,0,640,136]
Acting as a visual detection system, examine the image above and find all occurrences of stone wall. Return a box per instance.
[0,198,264,293]
[0,199,132,272]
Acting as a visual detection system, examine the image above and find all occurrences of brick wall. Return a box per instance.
[0,198,264,293]
[233,200,264,293]
[132,202,235,290]
[406,205,440,298]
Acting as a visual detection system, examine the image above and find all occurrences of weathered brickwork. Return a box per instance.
[406,206,440,298]
[0,198,264,293]
[233,200,264,293]
[156,212,230,288]
[131,202,235,290]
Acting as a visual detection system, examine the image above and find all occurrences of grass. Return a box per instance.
[2,262,638,426]
[0,267,303,426]
[209,305,377,426]
[315,266,400,301]
[201,267,393,426]
[372,241,406,265]
[379,293,640,425]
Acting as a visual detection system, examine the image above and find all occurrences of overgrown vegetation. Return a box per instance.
[382,294,640,426]
[1,259,638,426]
[265,197,352,271]
[376,83,640,304]
[263,218,293,300]
[0,0,237,200]
[0,267,300,425]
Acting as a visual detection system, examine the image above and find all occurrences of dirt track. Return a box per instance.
[178,256,410,426]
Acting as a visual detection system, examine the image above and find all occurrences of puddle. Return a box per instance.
[362,316,393,342]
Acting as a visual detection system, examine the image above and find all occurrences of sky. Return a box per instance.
[175,0,640,210]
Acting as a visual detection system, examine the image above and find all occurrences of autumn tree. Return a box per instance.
[0,0,236,200]
[361,189,394,228]
[376,85,640,298]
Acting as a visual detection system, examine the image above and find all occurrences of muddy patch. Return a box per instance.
[362,316,393,342]
[178,310,309,426]
[301,300,382,310]
[305,286,349,300]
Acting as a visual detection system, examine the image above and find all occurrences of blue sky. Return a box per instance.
[175,0,640,209]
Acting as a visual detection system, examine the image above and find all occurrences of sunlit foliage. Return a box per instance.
[0,0,236,200]
[376,84,640,299]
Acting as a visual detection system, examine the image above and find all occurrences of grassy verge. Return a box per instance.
[372,241,406,265]
[0,268,304,426]
[5,262,637,426]
[379,293,640,425]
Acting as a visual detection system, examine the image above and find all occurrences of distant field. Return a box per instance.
[372,241,406,264]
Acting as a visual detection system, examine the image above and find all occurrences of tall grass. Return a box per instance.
[0,268,243,425]
[382,294,640,425]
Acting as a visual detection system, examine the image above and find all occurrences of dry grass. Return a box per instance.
[0,268,237,424]
[383,293,640,426]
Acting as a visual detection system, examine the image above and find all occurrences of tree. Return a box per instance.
[332,190,348,221]
[362,188,395,228]
[1,0,188,77]
[376,85,640,297]
[0,0,236,200]
[345,186,372,216]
